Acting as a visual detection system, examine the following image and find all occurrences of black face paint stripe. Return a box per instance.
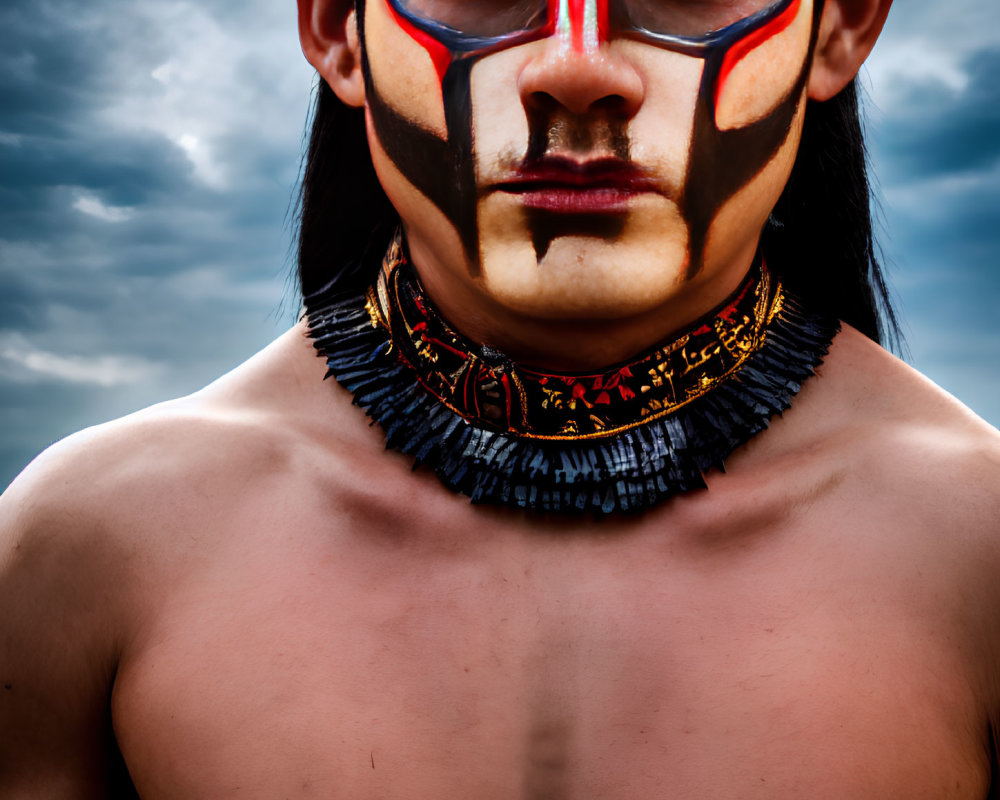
[363,0,824,280]
[521,110,631,261]
[362,65,463,226]
[358,1,485,273]
[527,209,627,262]
[440,60,482,268]
[680,0,826,277]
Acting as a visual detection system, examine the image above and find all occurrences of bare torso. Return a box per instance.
[3,323,999,799]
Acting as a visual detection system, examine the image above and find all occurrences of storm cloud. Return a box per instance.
[1,0,997,489]
[0,0,313,486]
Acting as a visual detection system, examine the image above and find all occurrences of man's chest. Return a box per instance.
[111,506,992,799]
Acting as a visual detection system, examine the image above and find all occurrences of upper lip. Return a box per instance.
[498,156,662,193]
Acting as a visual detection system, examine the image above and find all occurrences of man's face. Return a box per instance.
[359,0,822,324]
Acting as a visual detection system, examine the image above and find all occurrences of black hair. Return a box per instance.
[296,80,398,298]
[763,79,899,347]
[296,77,899,347]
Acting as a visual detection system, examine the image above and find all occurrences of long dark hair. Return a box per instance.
[296,77,899,347]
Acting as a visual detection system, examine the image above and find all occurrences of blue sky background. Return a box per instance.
[1,0,997,490]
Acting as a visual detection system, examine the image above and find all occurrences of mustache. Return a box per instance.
[521,109,632,163]
[487,111,674,199]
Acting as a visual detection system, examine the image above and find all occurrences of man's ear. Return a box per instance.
[808,0,892,101]
[298,0,365,107]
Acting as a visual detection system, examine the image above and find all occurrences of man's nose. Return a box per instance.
[517,39,644,119]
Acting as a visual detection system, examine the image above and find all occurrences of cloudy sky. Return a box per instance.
[1,0,997,490]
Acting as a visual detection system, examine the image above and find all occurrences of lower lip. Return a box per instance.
[506,187,637,214]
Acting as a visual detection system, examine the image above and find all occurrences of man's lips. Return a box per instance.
[496,157,663,214]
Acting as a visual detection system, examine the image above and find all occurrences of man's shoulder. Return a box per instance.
[806,324,1000,522]
[1,323,377,551]
[826,324,998,447]
[0,322,392,694]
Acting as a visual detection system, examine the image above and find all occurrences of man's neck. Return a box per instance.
[406,235,761,372]
[305,229,838,513]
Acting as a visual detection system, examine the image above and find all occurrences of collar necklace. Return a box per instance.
[306,231,839,515]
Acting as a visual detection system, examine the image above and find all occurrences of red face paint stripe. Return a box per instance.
[569,0,586,53]
[714,0,803,108]
[597,0,609,43]
[536,0,558,41]
[385,2,453,83]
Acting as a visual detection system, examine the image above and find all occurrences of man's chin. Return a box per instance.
[477,245,692,323]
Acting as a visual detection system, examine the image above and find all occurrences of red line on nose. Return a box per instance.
[569,0,586,53]
[597,0,609,42]
[547,0,561,31]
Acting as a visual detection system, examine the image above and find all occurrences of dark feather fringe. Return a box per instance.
[306,283,839,515]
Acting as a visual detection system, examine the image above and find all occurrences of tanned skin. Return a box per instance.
[2,0,1000,797]
[2,323,1000,798]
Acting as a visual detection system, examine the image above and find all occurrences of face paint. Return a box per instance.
[559,0,605,54]
[680,0,824,276]
[358,0,483,268]
[360,0,825,277]
[527,209,626,261]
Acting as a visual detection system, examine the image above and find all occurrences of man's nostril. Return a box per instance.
[526,91,559,115]
[592,95,626,113]
[518,46,645,119]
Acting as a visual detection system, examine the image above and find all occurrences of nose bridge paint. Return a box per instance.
[558,0,605,54]
[364,0,823,275]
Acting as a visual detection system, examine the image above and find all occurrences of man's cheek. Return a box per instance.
[624,43,702,176]
[714,0,814,130]
[701,100,806,269]
[470,51,531,181]
[365,0,448,137]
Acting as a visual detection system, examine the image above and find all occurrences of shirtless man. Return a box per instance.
[3,0,999,796]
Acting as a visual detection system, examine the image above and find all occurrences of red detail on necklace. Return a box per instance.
[690,276,752,336]
[714,0,802,110]
[501,373,513,420]
[426,335,467,360]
